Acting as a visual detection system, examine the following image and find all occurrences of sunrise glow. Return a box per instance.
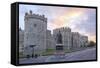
[19,5,96,42]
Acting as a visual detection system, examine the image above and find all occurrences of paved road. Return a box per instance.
[19,56,48,64]
[19,48,96,64]
[45,47,96,62]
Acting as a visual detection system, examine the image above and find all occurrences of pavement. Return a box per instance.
[19,47,96,64]
[45,47,96,62]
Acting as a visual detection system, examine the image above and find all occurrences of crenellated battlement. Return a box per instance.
[54,27,71,32]
[24,10,47,22]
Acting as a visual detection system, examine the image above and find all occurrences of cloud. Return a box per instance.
[48,8,96,42]
[19,4,96,42]
[74,9,96,34]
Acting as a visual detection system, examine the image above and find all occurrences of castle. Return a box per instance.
[19,10,88,57]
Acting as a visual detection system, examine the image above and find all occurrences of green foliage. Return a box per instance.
[42,49,55,56]
[42,49,71,56]
[88,41,96,47]
[19,52,25,58]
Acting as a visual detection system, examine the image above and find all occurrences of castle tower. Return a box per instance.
[24,10,47,55]
[53,27,72,50]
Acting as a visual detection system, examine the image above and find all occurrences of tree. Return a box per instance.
[88,41,95,47]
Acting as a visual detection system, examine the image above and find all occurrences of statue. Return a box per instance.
[56,31,62,44]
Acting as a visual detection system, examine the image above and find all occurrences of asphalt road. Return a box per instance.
[45,47,96,62]
[19,47,96,64]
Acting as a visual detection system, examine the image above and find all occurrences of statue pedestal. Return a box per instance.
[56,44,64,51]
[55,44,65,59]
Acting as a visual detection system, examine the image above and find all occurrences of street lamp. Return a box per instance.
[29,45,36,58]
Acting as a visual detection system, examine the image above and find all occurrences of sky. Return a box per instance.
[19,4,96,42]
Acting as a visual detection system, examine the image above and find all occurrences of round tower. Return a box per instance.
[24,10,47,56]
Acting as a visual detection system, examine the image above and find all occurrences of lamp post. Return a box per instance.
[29,45,36,58]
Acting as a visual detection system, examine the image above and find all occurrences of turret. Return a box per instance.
[24,10,47,23]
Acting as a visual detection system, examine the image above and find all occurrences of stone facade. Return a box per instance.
[19,28,24,53]
[71,32,80,48]
[53,27,72,50]
[24,10,47,55]
[46,30,55,49]
[79,35,88,47]
[53,28,88,50]
[72,32,88,48]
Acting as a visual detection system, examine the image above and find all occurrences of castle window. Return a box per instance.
[34,24,37,27]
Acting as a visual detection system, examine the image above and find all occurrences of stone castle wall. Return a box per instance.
[24,10,47,55]
[53,27,72,50]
